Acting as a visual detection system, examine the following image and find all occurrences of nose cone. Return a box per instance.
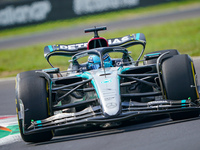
[91,68,121,117]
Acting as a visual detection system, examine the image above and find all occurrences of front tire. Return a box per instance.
[161,54,199,120]
[16,70,53,142]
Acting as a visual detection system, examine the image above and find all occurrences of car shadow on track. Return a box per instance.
[31,115,200,146]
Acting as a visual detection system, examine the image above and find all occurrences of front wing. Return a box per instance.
[24,99,200,135]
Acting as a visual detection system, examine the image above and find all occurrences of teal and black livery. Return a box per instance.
[181,99,187,108]
[44,44,80,60]
[16,26,200,144]
[36,120,42,127]
[76,72,100,98]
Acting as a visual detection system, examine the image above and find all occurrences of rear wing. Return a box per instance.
[44,33,146,60]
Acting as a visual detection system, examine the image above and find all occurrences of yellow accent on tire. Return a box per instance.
[191,62,200,99]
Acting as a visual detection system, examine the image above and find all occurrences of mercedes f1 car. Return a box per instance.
[15,26,200,143]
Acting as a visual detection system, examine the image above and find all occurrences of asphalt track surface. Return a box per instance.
[0,5,200,50]
[1,5,200,150]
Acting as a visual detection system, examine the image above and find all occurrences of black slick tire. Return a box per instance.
[15,70,53,142]
[161,54,199,120]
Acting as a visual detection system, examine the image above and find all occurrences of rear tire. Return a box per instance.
[16,70,53,142]
[161,54,199,120]
[144,49,179,65]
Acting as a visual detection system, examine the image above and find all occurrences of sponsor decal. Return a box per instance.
[106,102,117,109]
[54,35,135,51]
[101,78,112,84]
[105,97,115,101]
[108,36,130,45]
[148,101,168,105]
[0,0,51,26]
[73,0,140,15]
[60,43,88,50]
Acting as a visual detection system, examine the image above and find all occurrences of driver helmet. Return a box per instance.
[88,55,101,70]
[88,54,112,70]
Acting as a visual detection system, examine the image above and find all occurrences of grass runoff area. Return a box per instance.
[0,0,200,78]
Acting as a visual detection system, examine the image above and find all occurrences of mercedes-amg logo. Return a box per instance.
[106,102,117,109]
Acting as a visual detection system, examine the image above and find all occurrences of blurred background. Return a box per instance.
[0,0,199,77]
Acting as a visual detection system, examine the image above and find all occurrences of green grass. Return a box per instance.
[0,0,199,39]
[0,17,200,77]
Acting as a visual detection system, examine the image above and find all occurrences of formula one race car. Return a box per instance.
[15,26,200,143]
